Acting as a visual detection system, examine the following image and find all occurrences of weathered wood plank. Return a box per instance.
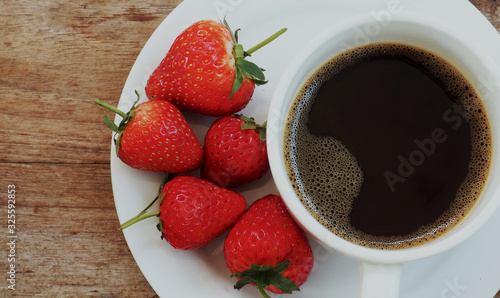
[0,162,157,296]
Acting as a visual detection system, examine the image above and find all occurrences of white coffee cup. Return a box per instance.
[267,12,500,298]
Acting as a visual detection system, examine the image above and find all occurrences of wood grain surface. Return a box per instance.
[0,0,499,297]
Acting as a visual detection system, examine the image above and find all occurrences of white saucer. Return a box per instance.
[111,0,500,296]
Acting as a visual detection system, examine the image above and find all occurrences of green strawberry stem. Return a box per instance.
[118,196,161,230]
[119,211,160,230]
[224,18,287,99]
[94,99,127,119]
[95,91,141,154]
[118,174,171,231]
[246,28,288,55]
[257,278,271,298]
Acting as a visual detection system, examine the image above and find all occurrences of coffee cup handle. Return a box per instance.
[358,261,403,298]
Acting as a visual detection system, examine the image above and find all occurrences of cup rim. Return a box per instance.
[267,12,500,264]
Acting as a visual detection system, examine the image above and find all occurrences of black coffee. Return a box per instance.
[283,43,492,249]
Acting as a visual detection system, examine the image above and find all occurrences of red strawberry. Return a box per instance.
[120,175,247,250]
[95,91,203,173]
[201,114,269,188]
[224,195,314,296]
[145,19,287,116]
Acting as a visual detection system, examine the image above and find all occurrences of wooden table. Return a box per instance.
[1,0,499,296]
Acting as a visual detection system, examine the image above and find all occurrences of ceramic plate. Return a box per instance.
[111,0,500,296]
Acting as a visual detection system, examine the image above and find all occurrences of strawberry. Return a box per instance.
[224,195,314,297]
[201,114,269,188]
[145,19,287,116]
[120,175,247,250]
[95,91,203,173]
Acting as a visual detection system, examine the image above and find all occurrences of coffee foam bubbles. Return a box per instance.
[283,42,492,249]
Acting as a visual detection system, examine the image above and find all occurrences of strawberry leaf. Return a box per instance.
[155,174,172,239]
[250,264,272,272]
[270,260,289,273]
[222,19,287,100]
[247,77,268,85]
[258,124,267,142]
[241,122,257,130]
[223,18,237,44]
[234,278,252,290]
[95,90,142,156]
[268,273,300,294]
[114,133,123,154]
[230,66,244,100]
[230,260,299,298]
[235,114,267,142]
[104,115,120,133]
[236,59,268,85]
